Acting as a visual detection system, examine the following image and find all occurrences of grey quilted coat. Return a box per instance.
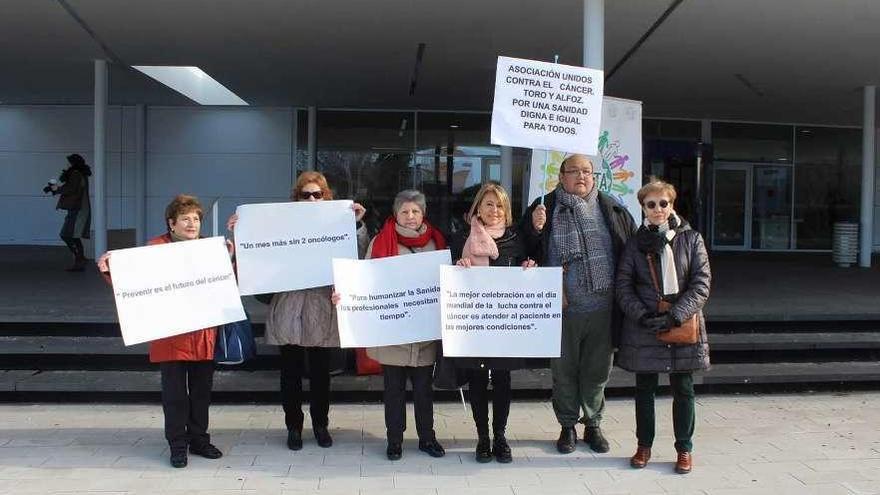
[615,221,711,373]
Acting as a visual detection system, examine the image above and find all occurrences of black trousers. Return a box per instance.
[279,345,331,431]
[467,369,512,436]
[160,360,214,450]
[382,365,435,443]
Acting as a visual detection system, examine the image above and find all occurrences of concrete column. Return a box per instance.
[501,146,514,194]
[860,85,876,267]
[291,108,299,182]
[93,59,108,256]
[583,0,604,69]
[134,104,146,246]
[307,106,317,171]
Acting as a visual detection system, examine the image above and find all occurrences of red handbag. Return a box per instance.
[646,254,699,345]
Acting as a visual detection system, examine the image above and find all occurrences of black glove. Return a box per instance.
[639,312,668,332]
[665,314,680,329]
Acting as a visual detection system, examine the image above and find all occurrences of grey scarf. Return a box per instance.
[551,184,613,293]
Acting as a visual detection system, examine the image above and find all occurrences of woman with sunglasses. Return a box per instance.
[228,171,367,451]
[615,178,711,475]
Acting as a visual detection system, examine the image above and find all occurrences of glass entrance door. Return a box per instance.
[711,163,794,250]
[712,165,751,249]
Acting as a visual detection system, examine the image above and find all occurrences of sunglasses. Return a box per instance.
[644,200,670,210]
[299,191,323,200]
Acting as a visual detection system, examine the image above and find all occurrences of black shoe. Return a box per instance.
[386,441,402,461]
[493,434,512,464]
[475,436,493,463]
[169,448,187,468]
[189,443,223,459]
[287,429,303,451]
[556,426,577,454]
[418,437,446,458]
[584,426,610,453]
[314,426,333,448]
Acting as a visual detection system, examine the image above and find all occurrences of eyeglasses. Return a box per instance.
[299,191,323,200]
[644,200,670,210]
[562,169,595,178]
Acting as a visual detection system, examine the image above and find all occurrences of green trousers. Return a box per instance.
[635,372,695,453]
[551,308,613,428]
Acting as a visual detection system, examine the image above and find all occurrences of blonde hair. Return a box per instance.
[291,171,334,201]
[637,177,677,205]
[468,182,513,227]
[164,194,203,231]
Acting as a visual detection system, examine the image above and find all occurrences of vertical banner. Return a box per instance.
[490,56,604,155]
[109,237,246,346]
[528,96,643,221]
[233,201,358,295]
[440,266,563,358]
[333,250,451,348]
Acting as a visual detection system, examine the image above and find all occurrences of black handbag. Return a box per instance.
[432,344,468,390]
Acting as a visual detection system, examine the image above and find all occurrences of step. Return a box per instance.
[3,362,879,395]
[3,333,880,356]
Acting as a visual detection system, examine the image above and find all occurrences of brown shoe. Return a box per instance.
[629,446,651,469]
[675,451,692,474]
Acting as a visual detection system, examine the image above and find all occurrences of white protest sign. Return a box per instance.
[333,250,452,348]
[109,236,246,346]
[491,56,604,155]
[529,97,643,221]
[440,266,562,358]
[234,200,358,295]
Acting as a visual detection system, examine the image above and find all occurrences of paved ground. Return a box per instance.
[0,392,878,494]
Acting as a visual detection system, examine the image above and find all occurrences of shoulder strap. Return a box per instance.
[646,254,662,301]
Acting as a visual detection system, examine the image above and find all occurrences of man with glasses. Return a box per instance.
[520,154,636,455]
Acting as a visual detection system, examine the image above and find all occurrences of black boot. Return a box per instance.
[556,426,577,454]
[169,446,187,468]
[386,441,402,461]
[287,429,303,451]
[493,432,512,463]
[584,426,610,453]
[313,426,333,448]
[475,435,493,463]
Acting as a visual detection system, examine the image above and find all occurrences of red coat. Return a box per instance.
[145,234,216,363]
[102,234,216,363]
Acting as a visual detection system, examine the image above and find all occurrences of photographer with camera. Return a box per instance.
[46,153,92,271]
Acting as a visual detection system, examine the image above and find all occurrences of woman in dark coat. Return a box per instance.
[50,153,92,271]
[451,182,536,464]
[615,178,711,475]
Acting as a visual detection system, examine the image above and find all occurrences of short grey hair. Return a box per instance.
[392,189,426,215]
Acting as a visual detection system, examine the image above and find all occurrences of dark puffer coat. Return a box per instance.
[615,220,711,373]
[449,225,529,370]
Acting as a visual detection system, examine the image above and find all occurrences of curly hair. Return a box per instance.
[164,194,203,231]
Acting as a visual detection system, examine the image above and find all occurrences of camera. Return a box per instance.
[42,178,58,194]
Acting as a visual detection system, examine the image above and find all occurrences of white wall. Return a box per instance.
[0,105,298,245]
[144,107,295,239]
[0,105,135,244]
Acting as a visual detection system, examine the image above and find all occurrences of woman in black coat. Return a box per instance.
[615,178,711,475]
[450,182,535,464]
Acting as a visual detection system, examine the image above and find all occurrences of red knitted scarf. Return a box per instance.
[369,217,447,259]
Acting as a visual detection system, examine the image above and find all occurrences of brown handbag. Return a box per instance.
[646,253,699,345]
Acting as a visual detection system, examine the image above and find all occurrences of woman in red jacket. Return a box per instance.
[97,194,224,468]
